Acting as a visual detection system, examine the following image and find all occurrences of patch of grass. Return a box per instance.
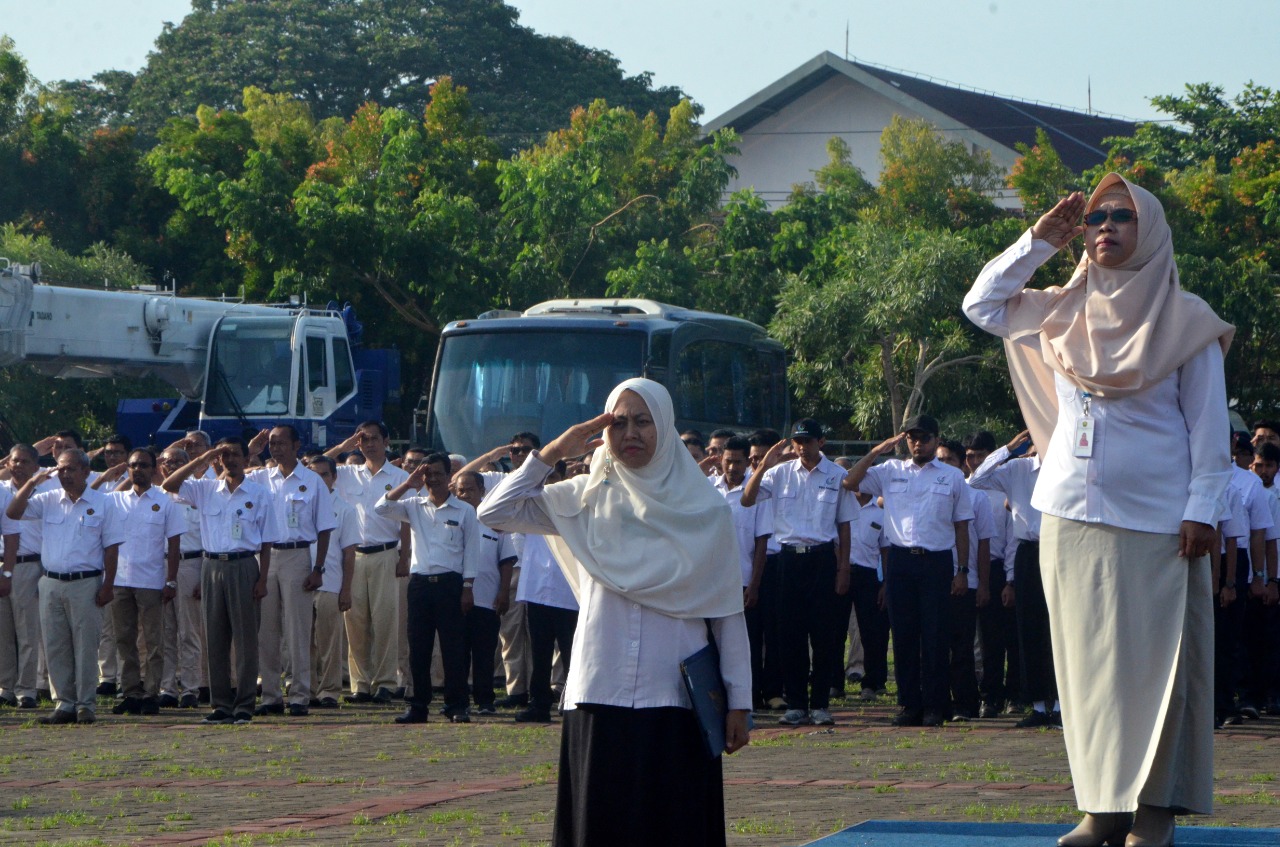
[959,802,1079,822]
[352,813,373,825]
[730,815,795,835]
[1217,790,1280,806]
[12,796,32,810]
[423,810,476,824]
[380,813,411,826]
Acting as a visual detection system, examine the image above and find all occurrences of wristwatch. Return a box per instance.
[957,566,970,575]
[164,580,178,589]
[462,580,475,588]
[0,570,11,579]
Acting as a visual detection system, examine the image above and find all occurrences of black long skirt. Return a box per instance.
[553,704,726,847]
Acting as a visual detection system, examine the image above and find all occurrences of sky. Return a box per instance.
[2,0,1278,125]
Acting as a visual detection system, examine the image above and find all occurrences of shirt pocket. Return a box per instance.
[433,520,463,553]
[929,481,953,497]
[887,479,909,495]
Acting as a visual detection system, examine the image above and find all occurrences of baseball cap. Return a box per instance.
[900,415,940,437]
[790,419,824,440]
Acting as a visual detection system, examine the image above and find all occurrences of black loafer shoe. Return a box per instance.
[38,709,77,725]
[1016,710,1054,728]
[372,687,394,704]
[96,682,117,697]
[287,704,309,717]
[140,697,160,716]
[0,694,17,708]
[157,694,180,708]
[112,697,141,715]
[233,713,253,724]
[922,711,946,727]
[314,697,339,709]
[179,693,199,709]
[343,691,373,704]
[890,709,923,727]
[202,710,234,724]
[253,703,285,717]
[76,708,96,724]
[18,696,36,709]
[394,707,429,724]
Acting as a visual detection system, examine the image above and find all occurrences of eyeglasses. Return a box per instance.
[509,446,532,455]
[1083,208,1137,226]
[127,462,154,469]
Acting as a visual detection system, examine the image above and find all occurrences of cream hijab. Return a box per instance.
[1001,173,1234,452]
[538,378,744,619]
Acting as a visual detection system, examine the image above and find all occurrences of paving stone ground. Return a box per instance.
[0,695,1276,847]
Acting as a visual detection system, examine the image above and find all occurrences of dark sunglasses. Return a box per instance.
[1084,208,1137,226]
[509,446,533,454]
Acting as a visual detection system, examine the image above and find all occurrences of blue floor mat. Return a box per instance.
[802,820,1280,846]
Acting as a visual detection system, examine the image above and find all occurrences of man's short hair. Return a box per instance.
[511,431,542,448]
[272,424,302,443]
[1257,443,1280,464]
[680,432,706,450]
[1232,432,1254,454]
[105,434,131,451]
[9,444,38,462]
[356,420,389,438]
[454,470,485,491]
[749,429,782,448]
[939,439,965,458]
[1253,420,1280,435]
[128,447,157,466]
[709,429,737,441]
[961,431,997,452]
[185,430,211,448]
[306,455,337,474]
[403,446,429,458]
[424,452,452,474]
[215,437,249,457]
[723,436,751,455]
[55,429,84,448]
[160,447,189,463]
[60,448,90,469]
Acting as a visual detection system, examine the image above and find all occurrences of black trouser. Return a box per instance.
[527,602,578,712]
[779,543,841,711]
[755,555,784,701]
[407,572,467,712]
[829,588,856,694]
[849,565,890,692]
[884,546,952,715]
[464,606,501,708]
[978,561,1016,707]
[948,588,979,716]
[1215,548,1250,717]
[1013,541,1056,704]
[1241,549,1278,709]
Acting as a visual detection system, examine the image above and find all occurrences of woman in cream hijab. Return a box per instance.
[963,175,1233,847]
[479,377,752,847]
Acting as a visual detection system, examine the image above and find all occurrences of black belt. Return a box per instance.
[180,550,204,561]
[274,541,312,550]
[893,545,942,556]
[206,551,256,562]
[414,572,461,583]
[781,541,834,555]
[357,542,398,555]
[15,554,40,564]
[42,569,103,582]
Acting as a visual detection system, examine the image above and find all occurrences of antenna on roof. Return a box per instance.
[1088,76,1092,115]
[845,20,850,61]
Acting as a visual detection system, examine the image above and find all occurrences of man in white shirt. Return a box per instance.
[1226,436,1274,721]
[106,449,184,716]
[747,428,787,709]
[325,421,411,704]
[6,448,125,724]
[163,437,278,724]
[156,447,209,709]
[0,444,56,709]
[247,425,335,717]
[452,471,517,716]
[847,493,890,699]
[1246,441,1280,717]
[303,455,357,708]
[718,437,771,709]
[376,452,483,723]
[742,418,854,727]
[845,415,974,728]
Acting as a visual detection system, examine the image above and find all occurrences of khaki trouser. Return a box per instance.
[0,561,42,699]
[312,590,344,701]
[40,574,103,713]
[202,557,261,716]
[97,601,117,685]
[258,548,314,706]
[111,586,164,699]
[499,569,530,697]
[344,547,399,694]
[161,558,208,697]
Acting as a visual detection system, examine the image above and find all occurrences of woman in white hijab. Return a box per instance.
[479,377,752,847]
[963,174,1233,847]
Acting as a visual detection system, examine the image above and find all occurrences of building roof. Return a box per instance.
[703,52,1137,174]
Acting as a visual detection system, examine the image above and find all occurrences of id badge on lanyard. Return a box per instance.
[1073,392,1094,459]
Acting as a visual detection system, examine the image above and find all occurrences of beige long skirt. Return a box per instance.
[1040,514,1213,815]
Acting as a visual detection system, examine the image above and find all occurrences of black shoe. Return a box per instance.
[514,707,552,723]
[922,711,946,727]
[1238,704,1261,720]
[287,704,309,717]
[157,694,180,708]
[392,686,406,700]
[371,687,394,704]
[179,693,199,709]
[253,703,285,717]
[140,697,160,716]
[17,696,36,709]
[202,710,234,725]
[112,697,141,715]
[1049,710,1063,728]
[76,708,96,724]
[450,711,471,723]
[950,710,975,723]
[96,681,117,697]
[890,709,923,727]
[979,701,1003,719]
[845,671,864,684]
[496,693,529,709]
[38,709,77,725]
[473,704,497,716]
[198,686,211,705]
[1016,710,1054,728]
[0,694,16,708]
[233,712,253,725]
[394,707,429,724]
[313,697,339,709]
[343,691,373,704]
[1222,712,1243,726]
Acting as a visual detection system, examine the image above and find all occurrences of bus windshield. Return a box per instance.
[431,329,646,458]
[205,316,295,417]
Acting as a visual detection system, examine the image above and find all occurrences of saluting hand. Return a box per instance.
[540,412,612,466]
[1031,192,1086,250]
[247,428,271,457]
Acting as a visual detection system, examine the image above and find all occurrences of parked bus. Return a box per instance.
[418,299,788,460]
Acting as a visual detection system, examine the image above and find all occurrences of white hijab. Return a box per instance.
[538,378,744,619]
